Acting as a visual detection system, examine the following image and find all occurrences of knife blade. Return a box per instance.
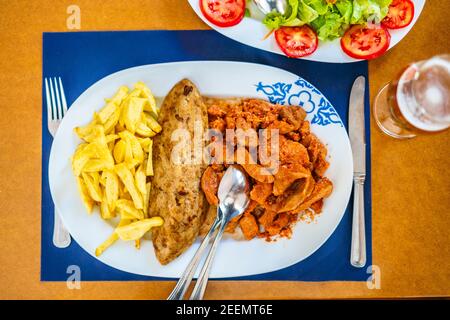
[349,76,366,174]
[349,75,366,268]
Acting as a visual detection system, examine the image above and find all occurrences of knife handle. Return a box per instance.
[350,174,366,268]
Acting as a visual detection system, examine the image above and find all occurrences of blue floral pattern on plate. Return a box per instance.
[255,78,343,127]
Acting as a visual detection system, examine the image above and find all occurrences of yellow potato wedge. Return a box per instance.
[146,139,154,176]
[74,120,97,140]
[117,208,136,220]
[81,172,102,202]
[104,170,119,211]
[103,106,122,134]
[95,218,130,257]
[123,137,134,163]
[73,143,114,175]
[107,141,115,153]
[144,113,162,133]
[119,131,144,163]
[100,192,114,219]
[143,182,151,218]
[135,165,147,198]
[115,163,143,209]
[136,121,157,137]
[105,134,119,144]
[99,171,107,186]
[113,139,126,163]
[115,120,126,132]
[96,102,117,125]
[90,171,100,185]
[82,158,114,173]
[110,86,129,104]
[118,182,131,201]
[81,125,107,144]
[121,97,146,133]
[115,217,164,241]
[92,142,115,165]
[128,88,141,97]
[95,86,128,124]
[72,144,91,176]
[76,176,94,213]
[124,160,140,173]
[116,199,144,220]
[135,81,158,116]
[137,137,151,152]
[95,232,118,257]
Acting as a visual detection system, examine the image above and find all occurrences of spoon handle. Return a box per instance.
[189,219,227,300]
[167,216,222,300]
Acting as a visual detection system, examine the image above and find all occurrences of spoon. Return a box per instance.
[168,165,250,300]
[253,0,288,15]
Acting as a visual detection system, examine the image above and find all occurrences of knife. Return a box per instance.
[349,76,366,268]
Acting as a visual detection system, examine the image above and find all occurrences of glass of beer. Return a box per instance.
[373,54,450,139]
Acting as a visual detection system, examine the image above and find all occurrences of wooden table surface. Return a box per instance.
[0,0,449,299]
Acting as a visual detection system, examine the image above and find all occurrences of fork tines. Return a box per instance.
[45,77,68,121]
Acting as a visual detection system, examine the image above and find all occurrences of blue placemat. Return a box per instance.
[42,30,372,282]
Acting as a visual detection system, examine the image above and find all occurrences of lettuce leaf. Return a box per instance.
[351,0,391,24]
[335,0,353,24]
[311,12,345,41]
[262,0,393,41]
[263,0,303,29]
[297,2,318,23]
[305,0,330,16]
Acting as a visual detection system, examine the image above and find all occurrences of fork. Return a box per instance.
[45,77,71,248]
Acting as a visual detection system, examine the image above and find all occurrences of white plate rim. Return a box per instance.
[48,60,354,278]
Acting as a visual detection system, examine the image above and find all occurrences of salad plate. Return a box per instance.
[188,0,425,63]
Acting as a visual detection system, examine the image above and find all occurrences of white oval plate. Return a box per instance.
[49,61,353,278]
[188,0,425,63]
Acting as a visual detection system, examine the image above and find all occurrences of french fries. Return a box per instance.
[71,82,164,257]
[115,218,164,241]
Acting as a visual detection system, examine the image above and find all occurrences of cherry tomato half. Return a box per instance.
[275,26,319,58]
[382,0,415,29]
[200,0,245,28]
[340,24,391,60]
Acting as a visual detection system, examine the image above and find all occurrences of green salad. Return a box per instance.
[198,0,413,59]
[263,0,393,41]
